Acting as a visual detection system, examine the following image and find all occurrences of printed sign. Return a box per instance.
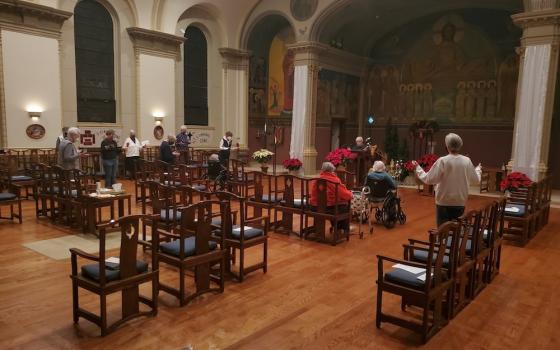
[79,128,123,148]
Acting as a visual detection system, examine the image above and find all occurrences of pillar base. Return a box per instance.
[303,147,318,176]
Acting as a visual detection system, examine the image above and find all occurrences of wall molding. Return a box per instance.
[127,27,185,60]
[0,0,72,39]
[220,47,250,70]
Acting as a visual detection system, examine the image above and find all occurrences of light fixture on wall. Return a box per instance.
[26,104,43,122]
[153,112,165,126]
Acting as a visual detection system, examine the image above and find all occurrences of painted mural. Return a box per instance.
[317,70,360,121]
[367,11,520,125]
[267,27,295,116]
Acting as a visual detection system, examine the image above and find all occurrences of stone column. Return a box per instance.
[289,42,322,175]
[219,48,250,150]
[127,27,184,144]
[509,7,560,179]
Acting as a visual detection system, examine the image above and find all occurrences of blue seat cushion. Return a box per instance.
[163,180,182,186]
[250,194,281,202]
[194,218,222,226]
[81,260,148,282]
[192,184,207,191]
[505,204,526,217]
[231,225,264,239]
[160,209,181,222]
[385,268,426,290]
[280,198,307,207]
[11,175,33,181]
[160,236,217,257]
[411,250,450,267]
[0,192,17,201]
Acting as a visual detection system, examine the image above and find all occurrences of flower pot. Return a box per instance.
[289,169,302,176]
[261,165,269,173]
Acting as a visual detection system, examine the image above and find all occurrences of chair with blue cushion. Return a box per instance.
[70,214,159,336]
[134,159,155,202]
[274,175,306,237]
[503,182,536,246]
[248,172,281,229]
[376,221,459,343]
[143,181,180,236]
[487,198,506,282]
[155,200,228,306]
[215,191,269,282]
[0,169,23,224]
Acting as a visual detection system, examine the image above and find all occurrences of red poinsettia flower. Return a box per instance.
[325,148,356,167]
[282,158,303,170]
[500,172,532,191]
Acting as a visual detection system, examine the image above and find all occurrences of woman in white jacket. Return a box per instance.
[413,133,482,226]
[123,130,143,179]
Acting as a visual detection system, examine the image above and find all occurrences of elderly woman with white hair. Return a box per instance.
[413,133,482,226]
[57,127,83,170]
[365,160,396,189]
[350,136,367,151]
[123,129,144,179]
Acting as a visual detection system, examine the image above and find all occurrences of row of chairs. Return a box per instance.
[503,176,552,246]
[376,198,506,343]
[71,199,254,335]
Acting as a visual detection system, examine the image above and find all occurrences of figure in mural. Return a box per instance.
[317,79,328,118]
[330,79,339,115]
[269,83,280,111]
[455,81,467,120]
[423,83,433,118]
[382,66,400,118]
[428,16,466,83]
[414,84,424,119]
[368,66,383,116]
[486,80,497,118]
[398,84,407,120]
[406,84,415,119]
[497,55,519,119]
[282,49,295,114]
[465,81,477,119]
[475,81,487,120]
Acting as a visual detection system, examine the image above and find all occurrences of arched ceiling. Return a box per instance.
[316,0,523,57]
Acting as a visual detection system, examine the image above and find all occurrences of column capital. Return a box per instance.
[219,48,250,70]
[127,27,185,60]
[0,0,72,39]
[513,9,560,45]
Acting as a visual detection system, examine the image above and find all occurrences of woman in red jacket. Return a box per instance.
[310,162,353,233]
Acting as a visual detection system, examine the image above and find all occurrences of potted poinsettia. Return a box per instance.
[325,148,357,169]
[252,149,274,173]
[500,172,532,193]
[415,153,439,196]
[283,158,303,175]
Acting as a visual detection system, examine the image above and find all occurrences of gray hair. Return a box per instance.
[167,134,176,142]
[372,160,386,172]
[355,136,364,143]
[445,133,463,152]
[129,129,135,134]
[209,154,219,162]
[67,127,80,137]
[321,162,336,172]
[180,125,187,132]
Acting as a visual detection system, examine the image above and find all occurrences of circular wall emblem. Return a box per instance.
[290,0,318,21]
[153,125,164,140]
[26,124,46,140]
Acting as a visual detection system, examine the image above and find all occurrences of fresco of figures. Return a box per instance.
[316,69,360,122]
[366,12,520,124]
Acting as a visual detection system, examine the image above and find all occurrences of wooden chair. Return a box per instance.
[487,198,506,282]
[534,176,551,232]
[70,214,158,336]
[247,172,280,229]
[229,159,253,196]
[135,159,155,202]
[0,169,23,224]
[479,169,490,193]
[215,191,268,282]
[336,168,357,190]
[154,200,228,306]
[503,182,536,246]
[471,202,496,296]
[303,178,351,245]
[176,164,209,191]
[274,174,306,237]
[376,222,459,343]
[144,181,180,235]
[33,163,58,218]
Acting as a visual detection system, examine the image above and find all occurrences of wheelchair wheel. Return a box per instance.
[383,210,396,228]
[398,212,407,225]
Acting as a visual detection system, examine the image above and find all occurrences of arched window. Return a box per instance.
[74,0,116,123]
[184,26,208,126]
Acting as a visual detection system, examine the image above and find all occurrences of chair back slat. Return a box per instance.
[118,215,142,279]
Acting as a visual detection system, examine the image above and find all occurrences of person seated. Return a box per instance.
[350,136,368,151]
[207,153,223,180]
[310,162,353,233]
[364,161,397,202]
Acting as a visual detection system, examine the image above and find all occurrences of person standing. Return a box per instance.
[100,129,120,188]
[160,135,178,164]
[123,129,143,179]
[176,125,191,163]
[218,131,235,167]
[57,127,83,170]
[55,126,69,160]
[413,133,482,227]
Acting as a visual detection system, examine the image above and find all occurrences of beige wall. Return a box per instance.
[1,30,62,148]
[138,54,175,145]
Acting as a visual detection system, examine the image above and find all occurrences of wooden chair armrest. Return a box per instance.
[69,248,100,262]
[407,238,431,246]
[97,219,118,230]
[245,215,269,226]
[376,254,428,269]
[157,228,179,240]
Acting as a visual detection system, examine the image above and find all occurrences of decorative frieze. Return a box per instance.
[0,0,72,39]
[127,27,184,60]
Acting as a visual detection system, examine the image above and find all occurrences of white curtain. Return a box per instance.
[290,65,308,161]
[513,44,551,180]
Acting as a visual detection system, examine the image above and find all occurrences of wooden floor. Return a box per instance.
[1,182,559,350]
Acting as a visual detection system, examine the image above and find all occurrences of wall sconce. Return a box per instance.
[153,112,165,125]
[28,111,41,121]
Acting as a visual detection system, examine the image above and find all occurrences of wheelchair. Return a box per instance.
[364,177,406,229]
[207,161,229,191]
